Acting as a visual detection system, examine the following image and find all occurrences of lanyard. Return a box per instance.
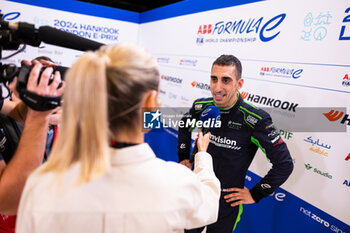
[110,141,139,149]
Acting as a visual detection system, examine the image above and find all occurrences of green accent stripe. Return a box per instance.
[251,136,266,154]
[238,109,254,129]
[189,119,197,133]
[233,204,243,231]
[194,100,214,104]
[239,106,262,119]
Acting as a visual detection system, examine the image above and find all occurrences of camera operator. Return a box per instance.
[9,56,62,157]
[0,59,64,233]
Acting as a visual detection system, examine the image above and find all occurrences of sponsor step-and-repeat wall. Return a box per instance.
[1,0,350,232]
[140,0,350,232]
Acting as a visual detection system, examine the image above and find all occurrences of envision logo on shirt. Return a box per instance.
[209,134,241,150]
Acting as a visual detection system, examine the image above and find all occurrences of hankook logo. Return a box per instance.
[191,81,210,91]
[323,110,350,126]
[161,75,183,84]
[240,91,298,112]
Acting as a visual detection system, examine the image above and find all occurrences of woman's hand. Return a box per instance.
[196,131,211,152]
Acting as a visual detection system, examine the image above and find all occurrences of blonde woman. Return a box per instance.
[16,43,220,233]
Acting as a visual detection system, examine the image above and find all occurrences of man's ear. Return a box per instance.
[237,78,244,90]
[143,90,159,108]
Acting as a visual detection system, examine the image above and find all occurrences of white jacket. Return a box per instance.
[16,143,220,233]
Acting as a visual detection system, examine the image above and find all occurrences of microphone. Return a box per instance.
[189,105,220,163]
[38,26,104,51]
[1,20,104,51]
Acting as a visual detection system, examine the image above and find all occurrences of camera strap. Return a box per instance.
[19,89,61,111]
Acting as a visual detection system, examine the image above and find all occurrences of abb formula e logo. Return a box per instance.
[260,67,303,79]
[342,74,350,86]
[196,13,286,45]
[197,24,212,34]
[179,59,197,67]
[323,110,350,125]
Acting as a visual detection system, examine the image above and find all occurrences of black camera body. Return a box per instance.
[16,65,68,111]
[17,65,67,88]
[0,63,68,111]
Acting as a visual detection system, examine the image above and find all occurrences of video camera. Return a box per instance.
[0,13,104,111]
[0,63,68,111]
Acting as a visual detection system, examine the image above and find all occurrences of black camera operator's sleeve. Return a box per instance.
[0,99,3,111]
[0,125,4,161]
[0,99,4,161]
[0,127,6,162]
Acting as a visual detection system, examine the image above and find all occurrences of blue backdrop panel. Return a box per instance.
[236,171,349,233]
[145,127,182,162]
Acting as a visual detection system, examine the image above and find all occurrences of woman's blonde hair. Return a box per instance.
[40,42,159,183]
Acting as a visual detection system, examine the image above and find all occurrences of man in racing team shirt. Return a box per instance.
[178,54,294,233]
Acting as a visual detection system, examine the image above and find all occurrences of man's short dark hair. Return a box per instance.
[34,56,53,63]
[212,55,242,80]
